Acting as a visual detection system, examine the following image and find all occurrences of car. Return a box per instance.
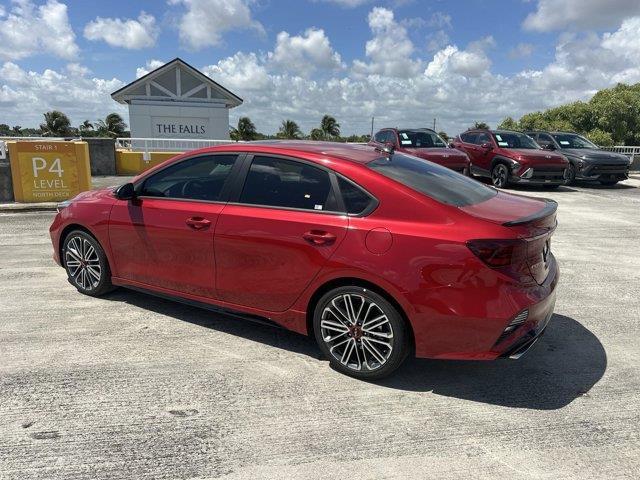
[50,141,558,379]
[369,128,470,174]
[452,129,569,188]
[525,130,631,186]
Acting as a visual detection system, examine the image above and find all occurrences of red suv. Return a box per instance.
[370,128,470,174]
[50,142,558,379]
[452,129,569,188]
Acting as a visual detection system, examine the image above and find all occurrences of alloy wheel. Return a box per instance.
[492,164,508,188]
[65,236,102,291]
[320,293,394,372]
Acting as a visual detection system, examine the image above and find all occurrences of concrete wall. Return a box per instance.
[85,138,116,175]
[128,101,230,140]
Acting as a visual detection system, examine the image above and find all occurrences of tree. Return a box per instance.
[94,113,127,138]
[12,125,22,136]
[437,131,449,142]
[79,120,94,135]
[236,117,257,141]
[472,121,490,130]
[0,124,10,136]
[320,115,340,138]
[310,128,325,140]
[586,129,614,146]
[497,117,519,131]
[40,111,72,137]
[277,119,302,139]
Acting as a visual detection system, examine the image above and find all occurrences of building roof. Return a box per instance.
[111,58,243,108]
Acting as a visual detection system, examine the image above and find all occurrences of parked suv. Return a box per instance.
[369,128,470,174]
[452,129,569,188]
[526,131,631,185]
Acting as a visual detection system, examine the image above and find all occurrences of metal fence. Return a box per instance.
[115,137,242,157]
[601,146,640,160]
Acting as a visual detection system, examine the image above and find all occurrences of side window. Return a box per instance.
[140,155,237,201]
[239,156,337,211]
[537,134,553,147]
[374,131,386,143]
[460,132,477,144]
[476,132,490,145]
[338,177,373,215]
[386,131,398,145]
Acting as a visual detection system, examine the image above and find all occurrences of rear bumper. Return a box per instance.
[499,311,552,359]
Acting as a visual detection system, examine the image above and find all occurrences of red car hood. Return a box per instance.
[403,147,469,166]
[509,149,568,165]
[74,187,118,205]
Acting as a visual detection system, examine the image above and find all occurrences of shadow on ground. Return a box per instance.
[107,290,606,411]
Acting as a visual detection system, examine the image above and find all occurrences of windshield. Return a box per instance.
[368,153,497,207]
[551,133,598,149]
[492,132,539,149]
[397,130,447,148]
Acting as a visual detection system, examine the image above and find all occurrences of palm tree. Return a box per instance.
[320,115,340,139]
[277,119,302,139]
[79,120,94,133]
[236,117,257,141]
[310,128,325,140]
[12,125,22,136]
[40,111,71,137]
[95,113,127,138]
[473,121,490,130]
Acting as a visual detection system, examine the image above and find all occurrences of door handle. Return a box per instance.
[186,217,211,230]
[303,230,337,246]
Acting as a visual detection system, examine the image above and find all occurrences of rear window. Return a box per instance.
[368,153,497,207]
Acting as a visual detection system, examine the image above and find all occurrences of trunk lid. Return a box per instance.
[461,191,557,285]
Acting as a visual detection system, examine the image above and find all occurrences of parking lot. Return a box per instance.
[1,177,639,479]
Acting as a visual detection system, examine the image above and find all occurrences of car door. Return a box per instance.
[215,154,349,312]
[108,153,241,298]
[457,132,481,169]
[473,131,495,171]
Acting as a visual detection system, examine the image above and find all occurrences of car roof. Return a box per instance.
[187,140,385,165]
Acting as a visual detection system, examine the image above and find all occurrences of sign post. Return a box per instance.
[8,141,91,202]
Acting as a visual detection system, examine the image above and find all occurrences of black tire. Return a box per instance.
[599,179,619,186]
[491,163,510,188]
[566,164,576,185]
[313,286,409,380]
[62,230,115,297]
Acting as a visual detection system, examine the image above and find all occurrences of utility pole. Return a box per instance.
[370,116,375,137]
[433,118,436,131]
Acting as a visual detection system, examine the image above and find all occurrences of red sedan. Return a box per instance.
[369,128,470,174]
[50,141,558,379]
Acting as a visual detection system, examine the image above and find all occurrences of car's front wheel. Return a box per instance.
[62,230,114,296]
[491,163,510,188]
[313,286,409,380]
[566,163,576,185]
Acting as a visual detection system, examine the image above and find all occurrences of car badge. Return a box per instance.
[545,155,551,159]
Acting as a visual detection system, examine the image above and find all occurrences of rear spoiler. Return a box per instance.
[503,199,558,227]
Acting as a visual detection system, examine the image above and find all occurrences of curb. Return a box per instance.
[0,202,58,212]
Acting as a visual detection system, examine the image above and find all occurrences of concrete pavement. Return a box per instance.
[0,178,638,479]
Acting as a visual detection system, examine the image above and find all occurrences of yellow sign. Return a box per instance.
[8,141,91,202]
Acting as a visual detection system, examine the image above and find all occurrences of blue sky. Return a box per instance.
[2,0,640,135]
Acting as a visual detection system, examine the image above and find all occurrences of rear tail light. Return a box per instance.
[467,239,532,283]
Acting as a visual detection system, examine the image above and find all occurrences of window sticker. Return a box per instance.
[401,133,409,139]
[401,140,412,145]
[314,204,323,210]
[496,135,503,141]
[498,141,509,147]
[560,140,570,145]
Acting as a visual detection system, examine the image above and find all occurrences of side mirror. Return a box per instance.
[481,142,493,149]
[116,182,136,200]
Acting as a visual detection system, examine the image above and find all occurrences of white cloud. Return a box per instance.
[0,0,79,61]
[315,0,370,7]
[352,7,421,78]
[270,28,343,74]
[524,0,640,31]
[84,12,159,49]
[136,59,167,78]
[168,0,264,49]
[0,62,125,126]
[203,52,271,91]
[508,43,535,59]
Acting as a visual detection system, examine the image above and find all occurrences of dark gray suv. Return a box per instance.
[526,131,631,185]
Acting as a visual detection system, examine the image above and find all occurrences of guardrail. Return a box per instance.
[601,146,640,159]
[116,137,242,159]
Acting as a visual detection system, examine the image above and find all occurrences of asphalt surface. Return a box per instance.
[1,177,639,479]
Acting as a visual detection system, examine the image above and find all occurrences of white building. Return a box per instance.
[111,58,243,140]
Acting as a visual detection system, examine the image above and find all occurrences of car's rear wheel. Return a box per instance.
[566,163,576,185]
[313,286,409,380]
[491,163,510,188]
[63,230,114,296]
